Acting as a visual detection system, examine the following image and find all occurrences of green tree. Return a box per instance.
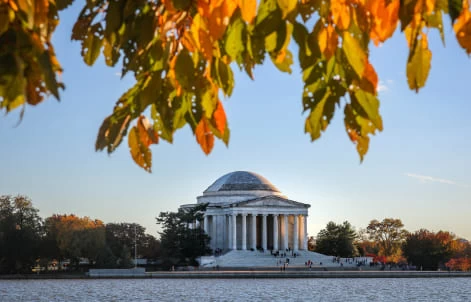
[156,204,210,268]
[315,221,358,257]
[366,218,408,258]
[105,222,160,266]
[402,229,452,270]
[0,195,43,274]
[2,1,471,171]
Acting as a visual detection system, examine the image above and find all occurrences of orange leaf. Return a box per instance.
[360,61,378,95]
[208,6,226,40]
[137,116,159,147]
[367,0,399,46]
[454,1,471,54]
[195,118,214,155]
[331,0,351,30]
[212,100,227,135]
[238,0,257,24]
[318,24,338,60]
[197,0,211,17]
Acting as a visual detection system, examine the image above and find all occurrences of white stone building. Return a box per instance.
[181,171,310,252]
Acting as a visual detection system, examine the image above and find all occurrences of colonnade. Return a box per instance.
[203,213,308,251]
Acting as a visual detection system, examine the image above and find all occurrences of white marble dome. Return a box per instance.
[197,171,286,204]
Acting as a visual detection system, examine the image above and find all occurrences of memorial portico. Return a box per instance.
[181,171,310,252]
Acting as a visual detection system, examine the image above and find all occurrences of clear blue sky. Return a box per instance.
[1,5,470,240]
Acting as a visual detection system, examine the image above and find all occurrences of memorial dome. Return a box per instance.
[204,171,280,193]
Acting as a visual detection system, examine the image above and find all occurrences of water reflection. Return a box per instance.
[1,278,470,301]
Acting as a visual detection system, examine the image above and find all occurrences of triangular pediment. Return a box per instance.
[233,196,310,208]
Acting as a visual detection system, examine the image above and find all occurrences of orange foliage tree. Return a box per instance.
[44,214,105,266]
[1,0,471,171]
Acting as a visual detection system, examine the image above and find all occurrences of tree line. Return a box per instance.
[0,195,209,274]
[311,218,471,271]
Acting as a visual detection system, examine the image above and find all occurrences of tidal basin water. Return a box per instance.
[1,278,471,301]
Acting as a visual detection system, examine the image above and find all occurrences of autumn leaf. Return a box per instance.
[195,118,215,155]
[318,23,338,60]
[407,34,432,92]
[238,0,257,23]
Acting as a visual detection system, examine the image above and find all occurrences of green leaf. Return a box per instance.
[304,88,338,141]
[406,38,432,92]
[254,0,283,36]
[105,0,124,38]
[175,49,195,90]
[56,0,74,10]
[212,58,234,97]
[38,51,60,100]
[342,33,366,78]
[350,90,383,130]
[448,0,463,24]
[277,0,297,19]
[225,18,246,61]
[81,25,104,66]
[425,10,445,45]
[172,0,191,10]
[0,6,9,36]
[399,0,417,31]
[150,104,173,143]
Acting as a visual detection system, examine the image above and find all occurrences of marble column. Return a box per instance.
[293,215,299,251]
[227,214,232,249]
[212,214,218,250]
[262,214,267,251]
[232,214,237,250]
[241,214,247,250]
[303,215,308,250]
[203,215,209,234]
[273,214,279,251]
[283,214,288,250]
[251,214,257,250]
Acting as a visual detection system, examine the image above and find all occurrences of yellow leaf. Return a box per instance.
[238,0,257,24]
[406,33,432,92]
[195,118,215,155]
[342,33,366,78]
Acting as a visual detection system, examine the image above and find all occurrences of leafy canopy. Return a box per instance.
[1,0,471,171]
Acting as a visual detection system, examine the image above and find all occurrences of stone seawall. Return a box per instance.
[3,271,470,279]
[146,271,471,279]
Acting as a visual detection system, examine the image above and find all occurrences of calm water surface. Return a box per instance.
[1,278,471,301]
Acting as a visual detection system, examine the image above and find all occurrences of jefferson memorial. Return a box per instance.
[182,171,310,252]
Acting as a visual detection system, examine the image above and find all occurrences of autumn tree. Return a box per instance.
[402,229,452,270]
[156,204,210,268]
[1,0,471,171]
[44,214,105,269]
[315,221,358,257]
[366,218,408,259]
[0,195,43,274]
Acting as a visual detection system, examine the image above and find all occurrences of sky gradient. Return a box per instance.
[1,5,471,240]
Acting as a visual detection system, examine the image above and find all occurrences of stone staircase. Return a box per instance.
[213,250,361,268]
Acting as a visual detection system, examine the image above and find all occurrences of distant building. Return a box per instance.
[180,171,310,252]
